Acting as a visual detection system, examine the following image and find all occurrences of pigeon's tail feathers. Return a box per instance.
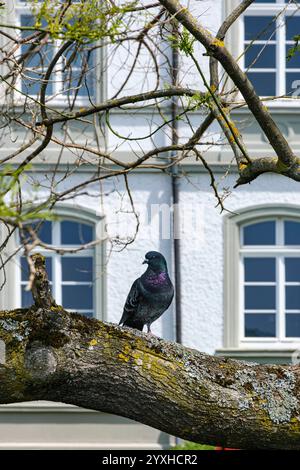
[118,310,129,326]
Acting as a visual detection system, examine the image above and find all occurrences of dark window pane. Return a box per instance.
[20,14,53,94]
[284,221,300,245]
[286,314,300,337]
[33,221,52,244]
[285,258,300,282]
[21,256,52,281]
[286,73,300,97]
[61,221,93,245]
[21,13,48,31]
[22,221,52,244]
[63,72,95,98]
[20,15,53,65]
[62,285,93,309]
[21,287,34,308]
[63,45,87,69]
[286,286,300,309]
[20,14,35,34]
[244,258,276,282]
[62,257,93,282]
[22,70,54,95]
[21,40,54,69]
[243,221,276,245]
[247,72,276,96]
[286,45,300,69]
[286,16,300,41]
[244,16,276,41]
[245,286,276,309]
[245,44,276,69]
[245,313,276,337]
[62,45,96,99]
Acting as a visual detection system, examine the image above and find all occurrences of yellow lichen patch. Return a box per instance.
[210,84,217,93]
[239,162,248,171]
[89,339,97,347]
[116,339,184,379]
[50,305,62,312]
[276,159,290,172]
[229,123,240,138]
[212,38,224,48]
[118,343,132,362]
[118,352,130,362]
[289,417,300,433]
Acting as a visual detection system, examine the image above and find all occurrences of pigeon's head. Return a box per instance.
[143,251,167,273]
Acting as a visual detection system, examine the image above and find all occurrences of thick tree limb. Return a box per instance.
[0,255,299,450]
[235,157,300,187]
[0,253,299,449]
[0,306,300,449]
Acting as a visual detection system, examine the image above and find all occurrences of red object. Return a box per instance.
[215,447,239,450]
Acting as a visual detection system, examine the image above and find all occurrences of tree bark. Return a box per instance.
[0,305,300,449]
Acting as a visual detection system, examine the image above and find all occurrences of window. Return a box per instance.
[242,0,300,97]
[242,219,300,340]
[224,206,300,351]
[15,208,106,319]
[14,1,96,101]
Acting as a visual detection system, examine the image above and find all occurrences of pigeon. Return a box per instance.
[119,251,174,333]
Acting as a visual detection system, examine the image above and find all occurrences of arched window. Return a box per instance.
[242,218,300,340]
[19,219,95,317]
[5,206,106,319]
[223,205,300,352]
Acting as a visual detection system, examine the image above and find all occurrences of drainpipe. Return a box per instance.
[170,20,182,345]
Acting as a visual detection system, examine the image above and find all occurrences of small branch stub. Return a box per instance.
[31,253,56,309]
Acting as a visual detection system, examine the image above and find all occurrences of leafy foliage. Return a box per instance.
[0,166,54,226]
[168,27,195,56]
[28,0,138,44]
[187,92,211,111]
[287,35,300,62]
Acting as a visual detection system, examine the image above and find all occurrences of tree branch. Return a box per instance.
[158,0,297,169]
[38,87,206,126]
[210,0,255,88]
[0,307,300,449]
[0,258,300,450]
[235,157,300,187]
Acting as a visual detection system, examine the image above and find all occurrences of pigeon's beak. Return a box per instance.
[142,259,148,265]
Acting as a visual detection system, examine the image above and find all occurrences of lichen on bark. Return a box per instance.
[0,254,299,449]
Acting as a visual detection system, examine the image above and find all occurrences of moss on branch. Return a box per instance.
[0,305,300,449]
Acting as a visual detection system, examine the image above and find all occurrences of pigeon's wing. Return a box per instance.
[119,278,142,325]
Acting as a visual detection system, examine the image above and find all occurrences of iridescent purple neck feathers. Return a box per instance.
[144,271,168,286]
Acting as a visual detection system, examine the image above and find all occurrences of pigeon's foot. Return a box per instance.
[146,325,155,336]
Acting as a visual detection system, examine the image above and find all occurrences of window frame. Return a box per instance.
[0,204,106,321]
[224,204,300,350]
[240,218,300,343]
[6,1,104,106]
[224,0,300,107]
[19,220,95,317]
